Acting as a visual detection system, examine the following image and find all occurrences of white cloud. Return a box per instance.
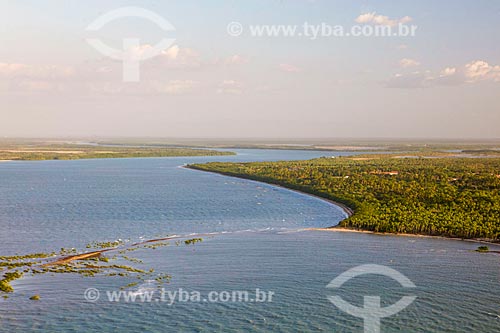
[386,60,500,88]
[148,45,202,69]
[464,60,500,82]
[356,12,412,27]
[386,72,432,89]
[13,80,69,93]
[0,63,74,79]
[440,67,457,77]
[216,80,243,95]
[162,45,180,59]
[160,80,198,95]
[224,55,249,65]
[278,63,301,73]
[399,58,420,68]
[0,63,28,75]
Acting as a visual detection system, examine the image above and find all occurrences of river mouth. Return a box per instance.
[1,150,500,332]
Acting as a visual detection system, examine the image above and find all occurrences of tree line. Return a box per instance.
[189,156,500,240]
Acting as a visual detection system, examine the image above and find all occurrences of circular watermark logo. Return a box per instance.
[85,7,176,82]
[326,264,416,333]
[84,287,100,302]
[227,21,243,37]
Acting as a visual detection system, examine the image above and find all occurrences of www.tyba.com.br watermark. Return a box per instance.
[227,22,417,39]
[84,287,274,305]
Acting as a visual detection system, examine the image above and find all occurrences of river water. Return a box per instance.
[0,149,498,332]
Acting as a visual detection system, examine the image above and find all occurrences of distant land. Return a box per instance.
[1,138,500,161]
[69,137,500,152]
[0,139,234,161]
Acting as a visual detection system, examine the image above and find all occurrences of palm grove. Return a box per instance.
[189,156,500,240]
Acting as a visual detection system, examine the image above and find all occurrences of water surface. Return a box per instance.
[0,149,499,332]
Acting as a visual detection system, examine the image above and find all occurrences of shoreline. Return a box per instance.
[183,165,354,218]
[249,180,355,218]
[309,227,500,246]
[185,165,499,246]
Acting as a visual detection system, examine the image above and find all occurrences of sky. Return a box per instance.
[0,0,499,139]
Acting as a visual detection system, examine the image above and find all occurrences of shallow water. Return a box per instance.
[0,149,499,332]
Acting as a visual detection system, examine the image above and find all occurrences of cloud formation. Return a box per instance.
[161,80,198,95]
[386,60,500,88]
[216,80,243,95]
[0,44,254,95]
[278,63,301,73]
[0,63,74,79]
[224,55,249,66]
[356,12,412,27]
[464,60,500,82]
[399,58,420,68]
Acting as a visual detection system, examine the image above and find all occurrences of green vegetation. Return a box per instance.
[0,271,23,293]
[0,236,203,294]
[86,240,124,249]
[101,138,500,154]
[143,241,170,250]
[155,273,172,284]
[0,141,233,161]
[184,238,203,245]
[0,253,56,261]
[476,246,490,252]
[189,155,500,240]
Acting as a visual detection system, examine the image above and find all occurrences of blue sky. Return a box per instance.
[1,0,499,138]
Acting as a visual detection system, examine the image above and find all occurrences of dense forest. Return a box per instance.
[189,156,500,240]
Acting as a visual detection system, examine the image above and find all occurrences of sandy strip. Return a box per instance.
[308,227,500,246]
[42,249,113,266]
[43,233,212,267]
[1,150,84,153]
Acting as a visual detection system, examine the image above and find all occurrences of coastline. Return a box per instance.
[309,228,500,246]
[183,165,354,218]
[249,180,355,218]
[185,165,500,246]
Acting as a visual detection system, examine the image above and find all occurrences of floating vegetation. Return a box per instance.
[121,282,139,290]
[476,246,490,253]
[121,256,143,264]
[155,273,172,285]
[29,295,40,301]
[59,248,78,255]
[144,242,170,250]
[0,271,23,293]
[184,238,203,245]
[86,240,124,249]
[0,253,56,261]
[0,235,204,294]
